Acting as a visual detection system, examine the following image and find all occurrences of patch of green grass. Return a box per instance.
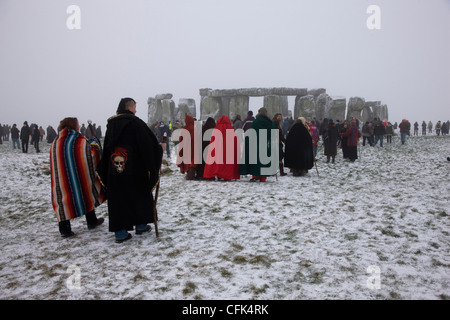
[219,268,232,278]
[182,281,196,295]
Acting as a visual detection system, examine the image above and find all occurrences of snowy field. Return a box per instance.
[0,133,449,300]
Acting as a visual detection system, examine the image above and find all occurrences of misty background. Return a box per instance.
[1,0,449,131]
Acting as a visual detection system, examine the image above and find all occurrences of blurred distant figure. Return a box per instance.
[11,124,20,149]
[46,125,57,143]
[435,121,441,136]
[31,124,40,153]
[421,121,427,136]
[428,121,433,134]
[20,121,31,153]
[399,119,410,144]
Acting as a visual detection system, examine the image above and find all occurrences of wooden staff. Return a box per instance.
[152,171,161,238]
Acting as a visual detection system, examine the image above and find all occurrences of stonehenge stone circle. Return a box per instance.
[148,87,389,128]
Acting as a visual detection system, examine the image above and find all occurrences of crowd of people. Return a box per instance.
[171,112,449,182]
[1,108,448,243]
[0,121,103,153]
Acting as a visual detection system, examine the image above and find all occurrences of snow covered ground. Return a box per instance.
[0,133,449,300]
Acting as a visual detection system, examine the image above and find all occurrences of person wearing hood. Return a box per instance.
[98,98,163,243]
[284,117,314,176]
[399,119,410,144]
[340,120,361,162]
[177,114,199,180]
[203,116,241,180]
[196,117,216,180]
[239,107,276,182]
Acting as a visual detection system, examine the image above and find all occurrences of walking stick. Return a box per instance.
[314,157,320,177]
[152,170,161,238]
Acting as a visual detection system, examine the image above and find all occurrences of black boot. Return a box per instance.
[280,162,287,176]
[86,210,104,230]
[59,220,74,238]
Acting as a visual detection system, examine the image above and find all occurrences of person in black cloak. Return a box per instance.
[98,98,163,243]
[197,117,216,180]
[284,118,314,176]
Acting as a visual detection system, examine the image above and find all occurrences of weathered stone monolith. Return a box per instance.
[294,95,316,119]
[176,99,196,121]
[328,97,347,121]
[315,93,332,120]
[263,95,282,118]
[229,95,249,120]
[346,97,366,121]
[200,96,221,121]
[147,97,162,127]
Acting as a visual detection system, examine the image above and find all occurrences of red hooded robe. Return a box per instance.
[203,116,240,180]
[177,114,198,174]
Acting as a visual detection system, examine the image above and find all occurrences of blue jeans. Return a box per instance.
[115,224,148,240]
[401,133,407,144]
[374,135,383,147]
[12,138,20,149]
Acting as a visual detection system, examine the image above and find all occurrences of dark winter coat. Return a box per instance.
[20,125,31,141]
[241,115,255,132]
[11,126,19,139]
[373,122,386,135]
[98,110,162,232]
[323,124,339,157]
[284,122,314,171]
[238,114,276,177]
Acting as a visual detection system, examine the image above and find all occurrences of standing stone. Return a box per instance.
[280,96,289,117]
[177,99,197,121]
[229,95,249,120]
[380,104,388,120]
[147,97,163,127]
[161,99,175,123]
[346,97,366,121]
[200,96,221,121]
[328,97,347,121]
[365,101,381,121]
[263,95,282,119]
[315,93,332,120]
[220,97,231,120]
[294,95,316,119]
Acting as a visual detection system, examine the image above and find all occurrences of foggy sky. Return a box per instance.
[1,0,449,130]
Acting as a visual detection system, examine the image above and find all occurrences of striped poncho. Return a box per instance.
[50,129,106,222]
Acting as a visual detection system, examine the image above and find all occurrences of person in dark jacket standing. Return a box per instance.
[11,124,20,149]
[98,98,163,243]
[31,124,40,153]
[323,119,339,163]
[20,121,31,153]
[373,119,386,147]
[241,111,255,132]
[399,119,410,144]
